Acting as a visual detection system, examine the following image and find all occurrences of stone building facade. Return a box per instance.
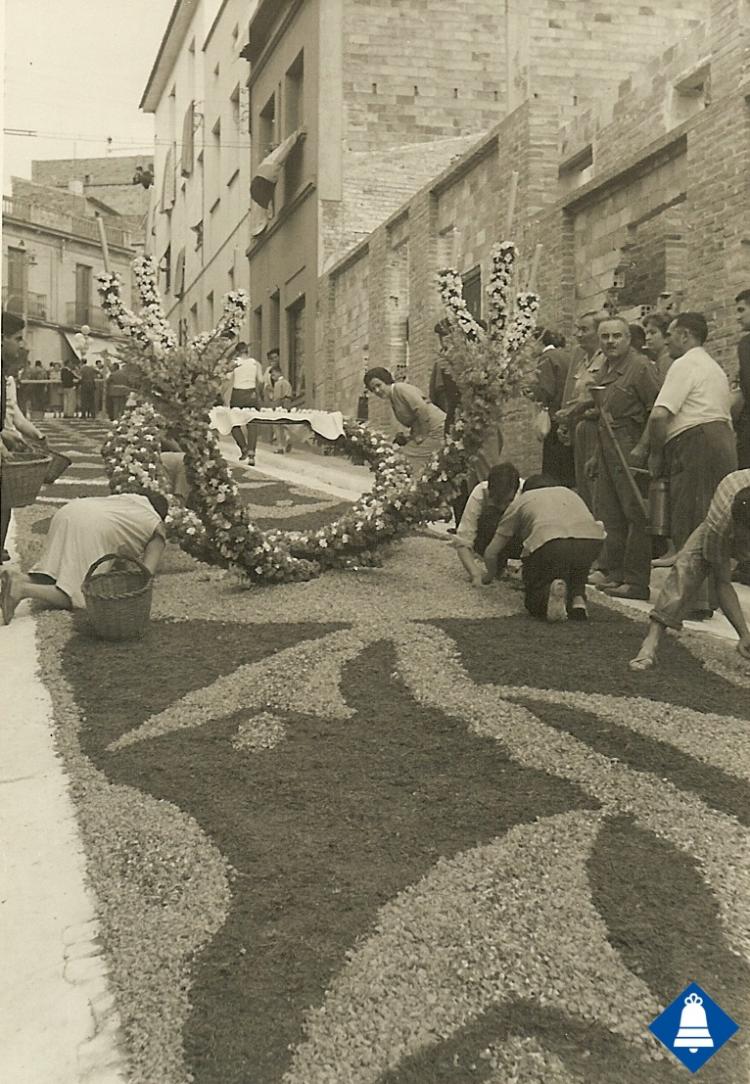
[30,156,153,244]
[142,0,707,405]
[2,178,134,366]
[317,0,749,473]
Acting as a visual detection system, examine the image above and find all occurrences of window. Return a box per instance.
[5,247,27,312]
[259,93,276,157]
[253,304,263,356]
[270,290,280,352]
[75,264,92,324]
[230,84,241,133]
[228,265,235,291]
[189,302,199,336]
[462,266,482,322]
[162,244,172,293]
[206,291,214,326]
[208,118,221,206]
[287,296,306,399]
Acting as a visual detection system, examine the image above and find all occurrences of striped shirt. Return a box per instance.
[701,469,750,573]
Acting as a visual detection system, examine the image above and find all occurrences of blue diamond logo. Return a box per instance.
[649,982,739,1073]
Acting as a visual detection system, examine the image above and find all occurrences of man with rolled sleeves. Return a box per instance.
[586,316,661,600]
[632,311,736,619]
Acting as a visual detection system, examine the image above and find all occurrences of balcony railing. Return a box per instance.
[2,286,49,320]
[65,302,114,333]
[3,196,130,248]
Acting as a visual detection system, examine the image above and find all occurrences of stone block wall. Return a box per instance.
[342,0,506,155]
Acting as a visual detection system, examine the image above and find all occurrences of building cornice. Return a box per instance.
[3,214,135,257]
[140,0,200,113]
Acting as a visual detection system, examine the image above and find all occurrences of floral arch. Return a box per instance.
[98,246,539,585]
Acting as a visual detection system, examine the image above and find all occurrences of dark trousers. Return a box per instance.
[80,383,96,418]
[542,426,576,487]
[230,389,259,455]
[522,537,603,619]
[1,497,11,554]
[665,421,737,610]
[596,430,651,592]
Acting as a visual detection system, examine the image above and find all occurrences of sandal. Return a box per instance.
[629,653,655,671]
[1,571,18,626]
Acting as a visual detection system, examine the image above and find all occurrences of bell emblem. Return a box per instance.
[673,993,714,1052]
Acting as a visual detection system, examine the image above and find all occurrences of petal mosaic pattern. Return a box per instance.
[15,431,750,1084]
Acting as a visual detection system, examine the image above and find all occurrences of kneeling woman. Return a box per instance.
[364,368,446,477]
[483,475,605,621]
[454,462,522,586]
[1,491,168,624]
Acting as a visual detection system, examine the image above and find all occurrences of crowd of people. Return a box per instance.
[15,355,138,422]
[2,296,750,670]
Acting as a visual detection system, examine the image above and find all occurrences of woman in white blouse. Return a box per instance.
[454,462,522,586]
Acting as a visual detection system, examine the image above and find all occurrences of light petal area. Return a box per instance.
[282,810,662,1084]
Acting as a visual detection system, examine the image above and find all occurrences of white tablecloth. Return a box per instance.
[209,405,346,442]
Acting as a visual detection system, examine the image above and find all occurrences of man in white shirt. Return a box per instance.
[632,311,737,619]
[228,341,264,466]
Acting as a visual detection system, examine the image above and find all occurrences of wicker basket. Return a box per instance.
[82,553,154,641]
[43,448,73,485]
[1,456,52,507]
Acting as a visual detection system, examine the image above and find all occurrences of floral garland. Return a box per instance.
[97,238,538,586]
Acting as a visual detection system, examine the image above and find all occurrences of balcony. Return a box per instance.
[3,196,130,249]
[65,302,114,333]
[2,286,49,320]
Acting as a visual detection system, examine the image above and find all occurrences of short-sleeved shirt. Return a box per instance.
[270,375,293,402]
[700,468,750,576]
[486,486,606,559]
[454,480,523,551]
[738,335,750,423]
[654,346,732,443]
[232,356,264,390]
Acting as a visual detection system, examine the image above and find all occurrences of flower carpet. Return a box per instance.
[13,420,750,1084]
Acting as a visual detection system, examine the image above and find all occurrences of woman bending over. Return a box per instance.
[454,462,522,586]
[1,490,168,624]
[364,367,446,478]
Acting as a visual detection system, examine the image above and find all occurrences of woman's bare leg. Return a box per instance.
[629,619,664,670]
[10,573,72,611]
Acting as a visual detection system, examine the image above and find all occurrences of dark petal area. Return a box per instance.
[63,619,342,753]
[68,638,594,1084]
[434,608,750,721]
[31,516,53,535]
[234,479,328,506]
[588,816,750,1084]
[251,501,354,533]
[514,696,750,826]
[380,999,686,1084]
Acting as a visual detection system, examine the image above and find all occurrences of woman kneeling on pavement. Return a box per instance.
[454,463,522,585]
[482,474,606,621]
[1,491,168,624]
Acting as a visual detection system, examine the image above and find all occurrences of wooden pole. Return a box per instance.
[95,213,111,273]
[504,171,519,239]
[527,243,543,292]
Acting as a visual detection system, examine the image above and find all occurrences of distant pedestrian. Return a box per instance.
[60,360,79,417]
[267,364,294,453]
[78,361,98,418]
[228,342,264,466]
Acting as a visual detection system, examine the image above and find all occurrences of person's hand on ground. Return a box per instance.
[737,635,750,661]
[393,432,409,447]
[1,430,27,452]
[480,572,494,586]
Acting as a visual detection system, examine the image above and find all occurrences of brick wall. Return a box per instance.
[342,0,506,155]
[32,156,153,187]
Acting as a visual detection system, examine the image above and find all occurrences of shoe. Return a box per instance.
[274,448,285,454]
[588,569,615,587]
[285,442,292,454]
[546,578,568,622]
[568,595,588,621]
[0,549,10,564]
[246,455,256,467]
[651,553,677,568]
[603,583,650,601]
[684,609,714,622]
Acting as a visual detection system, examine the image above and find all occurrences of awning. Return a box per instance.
[63,331,121,362]
[250,129,305,209]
